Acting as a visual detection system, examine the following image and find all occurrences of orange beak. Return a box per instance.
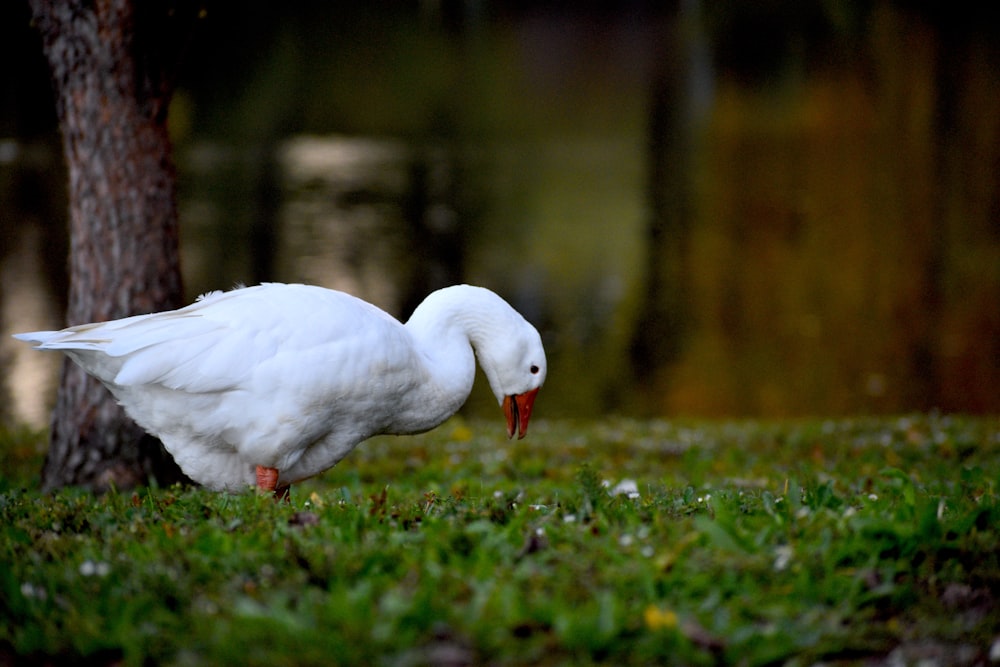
[503,387,540,440]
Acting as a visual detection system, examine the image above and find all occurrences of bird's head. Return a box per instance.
[476,315,547,440]
[409,284,547,440]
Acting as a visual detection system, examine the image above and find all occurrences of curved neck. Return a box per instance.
[386,289,487,434]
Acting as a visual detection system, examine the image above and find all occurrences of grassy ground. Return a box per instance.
[1,415,998,666]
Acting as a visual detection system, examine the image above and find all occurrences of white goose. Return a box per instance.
[14,283,546,496]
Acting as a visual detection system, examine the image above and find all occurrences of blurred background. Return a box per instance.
[2,1,998,427]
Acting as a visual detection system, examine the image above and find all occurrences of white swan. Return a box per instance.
[14,283,546,495]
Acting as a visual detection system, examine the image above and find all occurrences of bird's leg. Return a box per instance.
[255,465,292,502]
[256,465,279,492]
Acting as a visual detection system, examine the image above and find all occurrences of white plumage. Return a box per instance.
[14,283,546,494]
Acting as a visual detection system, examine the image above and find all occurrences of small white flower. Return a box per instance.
[610,479,640,499]
[563,514,577,523]
[774,545,793,571]
[868,493,879,501]
[20,582,46,600]
[989,636,1000,662]
[619,534,634,548]
[79,560,110,577]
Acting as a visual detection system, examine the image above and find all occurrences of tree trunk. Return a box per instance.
[29,0,196,491]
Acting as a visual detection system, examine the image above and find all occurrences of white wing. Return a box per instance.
[13,283,404,394]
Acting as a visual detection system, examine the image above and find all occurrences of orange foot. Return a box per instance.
[256,465,290,501]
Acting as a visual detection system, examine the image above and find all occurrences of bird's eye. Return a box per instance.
[530,365,540,375]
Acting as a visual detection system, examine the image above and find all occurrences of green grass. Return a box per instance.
[2,415,999,666]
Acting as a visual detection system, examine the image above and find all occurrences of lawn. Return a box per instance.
[1,415,998,666]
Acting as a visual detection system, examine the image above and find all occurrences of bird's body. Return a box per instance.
[14,283,546,493]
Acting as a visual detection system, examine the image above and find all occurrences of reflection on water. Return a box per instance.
[2,2,999,426]
[277,136,412,310]
[1,224,62,425]
[183,136,417,313]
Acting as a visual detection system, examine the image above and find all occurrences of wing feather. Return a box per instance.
[14,283,403,396]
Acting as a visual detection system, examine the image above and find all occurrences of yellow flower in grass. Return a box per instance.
[644,605,678,631]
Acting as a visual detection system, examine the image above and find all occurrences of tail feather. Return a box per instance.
[11,331,62,347]
[12,330,114,352]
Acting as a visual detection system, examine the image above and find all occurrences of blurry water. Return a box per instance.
[2,2,999,425]
[2,223,62,425]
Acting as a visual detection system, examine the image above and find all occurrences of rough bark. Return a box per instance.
[29,0,197,491]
